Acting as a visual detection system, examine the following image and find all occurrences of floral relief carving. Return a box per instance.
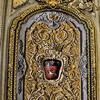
[24,12,81,100]
[12,0,96,13]
[7,1,96,99]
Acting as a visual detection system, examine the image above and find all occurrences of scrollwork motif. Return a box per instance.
[25,12,81,100]
[8,3,96,100]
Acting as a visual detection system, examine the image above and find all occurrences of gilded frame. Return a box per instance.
[7,4,96,100]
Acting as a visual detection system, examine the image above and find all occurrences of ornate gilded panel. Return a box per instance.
[4,0,97,100]
[25,11,81,100]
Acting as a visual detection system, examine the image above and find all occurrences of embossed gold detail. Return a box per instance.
[36,0,97,14]
[8,4,96,100]
[25,20,81,100]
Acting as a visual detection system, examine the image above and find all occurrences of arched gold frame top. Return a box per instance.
[8,4,96,100]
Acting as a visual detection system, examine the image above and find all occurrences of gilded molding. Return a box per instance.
[7,3,96,100]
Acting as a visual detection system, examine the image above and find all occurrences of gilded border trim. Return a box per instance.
[8,4,96,100]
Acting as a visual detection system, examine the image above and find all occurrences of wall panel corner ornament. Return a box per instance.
[8,1,96,100]
[12,0,98,15]
[13,0,29,8]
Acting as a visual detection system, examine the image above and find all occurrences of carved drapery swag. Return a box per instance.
[7,0,96,100]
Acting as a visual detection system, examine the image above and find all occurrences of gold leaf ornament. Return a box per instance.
[79,1,93,11]
[36,0,71,6]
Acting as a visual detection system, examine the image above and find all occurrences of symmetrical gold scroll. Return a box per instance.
[8,3,96,100]
[25,17,81,99]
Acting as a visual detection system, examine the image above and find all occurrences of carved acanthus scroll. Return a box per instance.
[12,0,98,14]
[24,12,81,100]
